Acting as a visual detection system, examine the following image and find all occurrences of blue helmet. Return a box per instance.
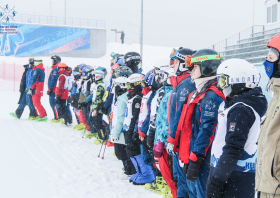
[143,70,154,86]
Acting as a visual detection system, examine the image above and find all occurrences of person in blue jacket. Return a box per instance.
[175,49,225,198]
[10,58,37,120]
[166,47,196,198]
[207,59,267,198]
[48,55,61,123]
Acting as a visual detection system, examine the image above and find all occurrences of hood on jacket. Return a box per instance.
[170,73,191,89]
[227,87,268,118]
[33,63,45,71]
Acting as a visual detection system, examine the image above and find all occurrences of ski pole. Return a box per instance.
[82,128,87,138]
[98,141,104,158]
[102,140,108,159]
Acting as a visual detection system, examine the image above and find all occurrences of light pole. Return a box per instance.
[140,0,143,68]
[65,0,66,25]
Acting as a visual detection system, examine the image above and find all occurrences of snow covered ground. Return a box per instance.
[0,81,161,198]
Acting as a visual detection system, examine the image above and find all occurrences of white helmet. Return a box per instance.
[126,73,142,90]
[217,59,260,96]
[114,77,127,89]
[93,70,105,81]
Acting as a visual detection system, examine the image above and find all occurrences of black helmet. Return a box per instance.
[177,48,194,63]
[191,49,222,77]
[124,52,141,68]
[51,55,61,65]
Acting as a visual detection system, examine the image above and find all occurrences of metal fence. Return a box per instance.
[208,25,265,53]
[11,14,106,28]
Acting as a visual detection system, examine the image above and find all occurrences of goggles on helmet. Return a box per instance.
[110,52,115,57]
[170,48,186,61]
[185,55,222,67]
[217,75,229,89]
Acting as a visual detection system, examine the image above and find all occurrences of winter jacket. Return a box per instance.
[256,77,280,195]
[173,79,225,164]
[55,69,70,100]
[47,63,59,93]
[92,80,105,114]
[167,72,196,142]
[210,87,267,183]
[153,86,173,145]
[30,63,45,96]
[111,92,128,145]
[138,87,154,137]
[79,80,91,104]
[26,67,34,90]
[18,66,28,104]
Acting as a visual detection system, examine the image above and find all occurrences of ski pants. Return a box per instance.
[74,108,90,131]
[123,130,141,158]
[91,113,103,137]
[140,144,156,178]
[66,100,72,119]
[159,149,177,198]
[83,106,90,125]
[172,154,192,198]
[208,168,255,198]
[16,92,36,118]
[56,99,72,124]
[114,143,129,161]
[186,163,209,198]
[32,94,47,118]
[49,92,59,119]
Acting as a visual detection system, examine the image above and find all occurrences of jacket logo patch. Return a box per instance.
[135,103,140,108]
[229,122,236,132]
[206,101,216,111]
[205,111,215,117]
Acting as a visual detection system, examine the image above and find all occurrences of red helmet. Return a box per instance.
[267,34,280,53]
[58,63,68,68]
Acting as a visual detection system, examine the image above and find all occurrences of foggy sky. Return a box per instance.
[6,0,265,49]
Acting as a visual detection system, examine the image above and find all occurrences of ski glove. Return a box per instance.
[27,89,32,97]
[153,141,165,158]
[182,163,189,174]
[56,95,61,103]
[47,90,52,95]
[186,156,204,182]
[206,176,224,198]
[166,143,175,155]
[147,130,155,149]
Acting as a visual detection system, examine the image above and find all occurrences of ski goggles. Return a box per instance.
[185,55,222,67]
[110,52,115,57]
[170,48,186,61]
[217,74,261,89]
[125,81,141,89]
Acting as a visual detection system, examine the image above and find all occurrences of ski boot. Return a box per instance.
[155,176,168,194]
[144,181,164,194]
[10,113,19,119]
[162,186,173,198]
[36,116,48,122]
[28,116,38,121]
[94,138,104,144]
[76,123,86,131]
[86,133,95,139]
[51,119,60,123]
[74,123,84,129]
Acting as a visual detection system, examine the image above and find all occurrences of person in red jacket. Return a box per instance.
[27,58,47,122]
[55,63,72,126]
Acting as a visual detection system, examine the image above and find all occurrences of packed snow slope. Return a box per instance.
[0,82,160,198]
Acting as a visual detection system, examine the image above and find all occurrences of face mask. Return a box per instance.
[263,60,274,78]
[223,86,232,97]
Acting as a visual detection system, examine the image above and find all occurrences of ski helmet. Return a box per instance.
[124,52,141,68]
[267,33,280,53]
[93,70,105,81]
[157,67,174,86]
[96,66,107,76]
[114,76,127,89]
[186,49,222,77]
[34,58,43,67]
[81,65,94,80]
[217,58,260,97]
[142,70,155,88]
[170,48,194,72]
[51,55,61,65]
[114,54,124,64]
[126,73,142,90]
[115,66,133,78]
[29,57,35,68]
[73,66,81,80]
[117,58,125,66]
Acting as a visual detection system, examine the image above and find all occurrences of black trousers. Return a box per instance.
[56,99,72,124]
[90,113,104,138]
[123,131,141,158]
